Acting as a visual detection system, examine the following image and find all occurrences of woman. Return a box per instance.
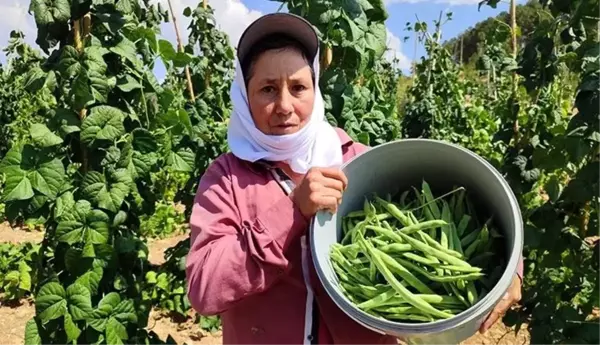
[186,12,523,344]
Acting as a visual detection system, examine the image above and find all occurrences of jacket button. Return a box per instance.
[307,334,314,341]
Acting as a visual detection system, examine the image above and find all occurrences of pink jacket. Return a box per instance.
[186,128,523,344]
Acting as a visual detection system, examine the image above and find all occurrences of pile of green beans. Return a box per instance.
[330,181,506,323]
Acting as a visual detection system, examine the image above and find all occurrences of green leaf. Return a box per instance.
[59,46,82,77]
[54,191,75,219]
[365,22,387,57]
[116,0,138,14]
[81,169,132,213]
[64,313,81,342]
[56,199,110,245]
[50,109,81,136]
[117,74,142,92]
[30,0,71,26]
[113,299,137,323]
[113,210,127,227]
[173,52,193,68]
[106,317,127,345]
[36,282,67,324]
[28,158,65,198]
[67,283,93,320]
[18,262,32,291]
[23,67,47,93]
[81,106,126,146]
[2,167,34,201]
[167,148,195,172]
[158,39,177,62]
[110,36,142,68]
[24,319,42,345]
[342,0,363,18]
[132,128,157,153]
[74,269,102,295]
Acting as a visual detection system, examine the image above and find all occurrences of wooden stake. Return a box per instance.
[83,13,91,38]
[203,0,207,10]
[167,0,196,102]
[73,18,88,172]
[459,35,463,65]
[510,0,519,140]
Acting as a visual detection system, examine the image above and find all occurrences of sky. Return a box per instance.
[0,0,524,78]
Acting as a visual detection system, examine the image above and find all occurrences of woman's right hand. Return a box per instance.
[291,167,348,218]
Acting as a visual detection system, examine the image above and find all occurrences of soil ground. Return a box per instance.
[0,226,531,345]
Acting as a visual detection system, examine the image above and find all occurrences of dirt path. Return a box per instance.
[0,222,44,244]
[0,298,36,345]
[147,231,190,266]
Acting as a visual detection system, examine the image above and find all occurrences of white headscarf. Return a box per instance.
[226,47,343,174]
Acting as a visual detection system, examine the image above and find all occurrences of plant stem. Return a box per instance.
[167,0,195,103]
[510,0,519,142]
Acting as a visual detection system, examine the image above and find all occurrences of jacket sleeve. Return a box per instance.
[185,159,309,316]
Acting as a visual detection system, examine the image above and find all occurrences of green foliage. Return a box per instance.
[143,239,189,317]
[273,0,402,145]
[0,242,40,301]
[401,15,503,163]
[139,202,185,239]
[445,0,548,65]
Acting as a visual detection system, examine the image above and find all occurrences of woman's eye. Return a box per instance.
[293,84,307,92]
[261,86,275,93]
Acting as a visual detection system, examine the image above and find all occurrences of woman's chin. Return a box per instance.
[271,126,299,135]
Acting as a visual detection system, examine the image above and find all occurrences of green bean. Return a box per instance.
[375,196,412,226]
[454,189,465,222]
[450,223,464,255]
[422,181,441,218]
[457,215,471,237]
[401,252,439,266]
[399,190,410,207]
[466,282,478,306]
[367,224,404,244]
[357,288,399,310]
[397,258,484,282]
[464,239,481,259]
[419,231,464,259]
[448,282,470,308]
[369,259,377,282]
[374,306,416,314]
[396,231,473,268]
[434,264,482,273]
[370,237,389,247]
[386,314,435,322]
[379,243,412,253]
[374,248,435,294]
[440,201,451,249]
[360,237,454,319]
[469,252,495,266]
[412,294,464,305]
[460,227,479,248]
[331,249,373,285]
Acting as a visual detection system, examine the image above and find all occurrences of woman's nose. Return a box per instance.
[275,88,294,114]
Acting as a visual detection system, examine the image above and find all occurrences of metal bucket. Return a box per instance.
[310,139,523,344]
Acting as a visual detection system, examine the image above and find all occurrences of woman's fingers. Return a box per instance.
[318,168,348,189]
[320,176,345,193]
[479,276,521,334]
[479,294,511,333]
[313,195,340,213]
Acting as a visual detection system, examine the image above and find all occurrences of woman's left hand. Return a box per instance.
[479,275,522,334]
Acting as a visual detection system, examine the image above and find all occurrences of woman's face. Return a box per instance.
[246,48,314,135]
